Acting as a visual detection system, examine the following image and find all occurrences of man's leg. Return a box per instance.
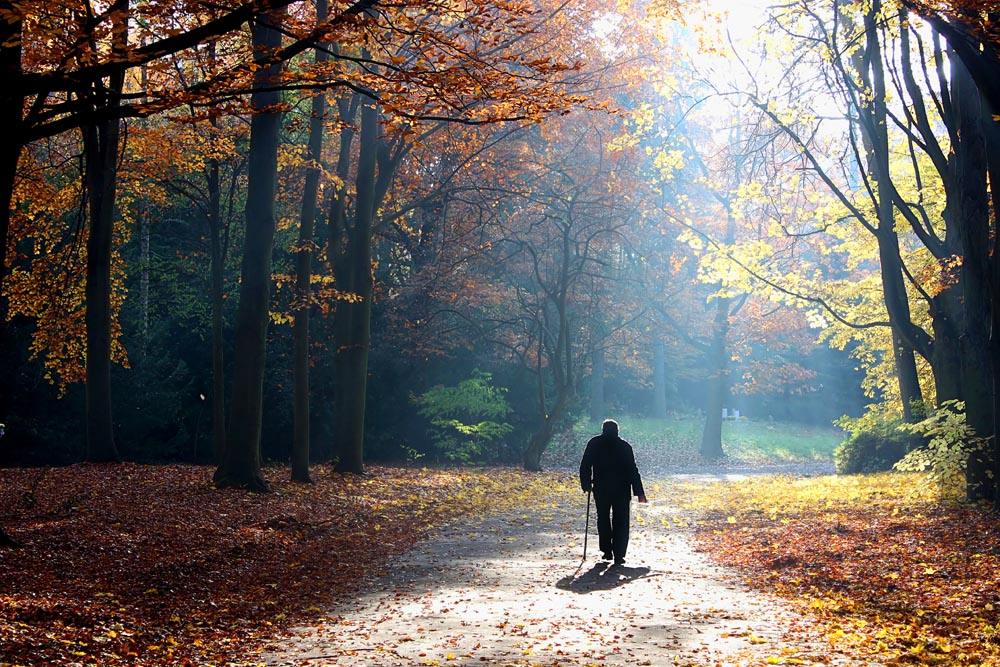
[610,493,631,561]
[593,492,613,558]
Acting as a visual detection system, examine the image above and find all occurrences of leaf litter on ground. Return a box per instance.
[683,472,1000,666]
[0,463,572,666]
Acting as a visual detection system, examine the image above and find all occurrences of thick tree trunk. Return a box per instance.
[588,344,604,422]
[985,99,1000,508]
[949,60,997,501]
[291,9,327,482]
[332,99,378,475]
[214,11,286,491]
[651,339,668,419]
[700,297,729,460]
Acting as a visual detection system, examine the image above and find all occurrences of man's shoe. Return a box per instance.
[613,557,625,565]
[601,552,613,561]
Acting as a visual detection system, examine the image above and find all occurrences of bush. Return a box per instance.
[894,400,983,497]
[412,370,513,463]
[834,411,921,474]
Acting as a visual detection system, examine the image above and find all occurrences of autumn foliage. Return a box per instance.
[0,464,570,665]
[688,475,1000,665]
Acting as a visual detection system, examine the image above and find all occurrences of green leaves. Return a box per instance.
[413,371,514,462]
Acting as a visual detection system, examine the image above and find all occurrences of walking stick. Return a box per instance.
[582,489,592,562]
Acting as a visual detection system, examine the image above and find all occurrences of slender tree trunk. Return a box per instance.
[215,10,286,490]
[332,99,378,474]
[860,5,926,420]
[651,339,668,419]
[206,157,227,465]
[291,0,328,483]
[700,296,729,460]
[589,344,604,421]
[81,43,126,463]
[138,211,150,361]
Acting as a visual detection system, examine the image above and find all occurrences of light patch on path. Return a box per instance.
[263,477,835,666]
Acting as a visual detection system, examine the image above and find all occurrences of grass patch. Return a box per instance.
[686,472,999,665]
[545,414,843,468]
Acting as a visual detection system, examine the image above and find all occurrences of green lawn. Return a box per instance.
[544,413,844,469]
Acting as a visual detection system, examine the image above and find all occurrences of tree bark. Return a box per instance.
[81,1,127,462]
[859,4,926,420]
[332,99,378,474]
[214,10,286,490]
[949,57,996,501]
[984,96,1000,509]
[206,156,227,465]
[0,10,22,311]
[292,0,327,482]
[699,295,729,460]
[291,0,328,483]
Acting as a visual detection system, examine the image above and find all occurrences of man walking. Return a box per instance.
[579,419,647,565]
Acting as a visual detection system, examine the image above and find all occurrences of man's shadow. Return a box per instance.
[555,562,656,594]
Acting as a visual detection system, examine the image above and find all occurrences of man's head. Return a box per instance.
[601,419,619,437]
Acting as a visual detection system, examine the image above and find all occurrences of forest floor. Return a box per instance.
[3,464,999,666]
[0,464,575,666]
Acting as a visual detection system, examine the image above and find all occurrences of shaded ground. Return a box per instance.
[265,477,836,666]
[0,464,568,666]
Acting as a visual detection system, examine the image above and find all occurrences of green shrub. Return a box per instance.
[412,371,513,462]
[894,400,983,496]
[834,411,921,474]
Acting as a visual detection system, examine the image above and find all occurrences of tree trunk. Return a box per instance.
[214,10,286,491]
[332,99,378,474]
[291,0,328,483]
[859,5,926,420]
[651,339,668,419]
[700,296,729,460]
[81,69,125,463]
[588,344,605,422]
[524,393,569,472]
[0,10,22,313]
[949,58,996,501]
[984,97,1000,509]
[206,157,227,465]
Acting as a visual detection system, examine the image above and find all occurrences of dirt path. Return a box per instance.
[263,477,828,666]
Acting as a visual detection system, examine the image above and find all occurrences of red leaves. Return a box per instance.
[0,463,558,665]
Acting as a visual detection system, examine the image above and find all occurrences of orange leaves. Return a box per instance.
[0,463,570,666]
[691,475,1000,665]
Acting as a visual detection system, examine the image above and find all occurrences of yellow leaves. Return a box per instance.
[649,148,685,183]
